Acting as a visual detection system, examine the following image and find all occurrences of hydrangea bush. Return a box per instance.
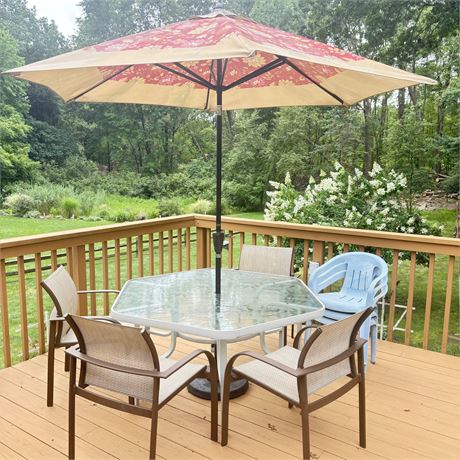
[265,163,442,264]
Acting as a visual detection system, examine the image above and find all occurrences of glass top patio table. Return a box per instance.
[111,268,325,341]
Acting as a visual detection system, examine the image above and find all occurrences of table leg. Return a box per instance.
[187,339,248,400]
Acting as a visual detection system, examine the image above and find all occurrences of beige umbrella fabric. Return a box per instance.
[3,10,436,111]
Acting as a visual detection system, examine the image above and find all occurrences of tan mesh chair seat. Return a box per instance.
[236,346,300,402]
[239,244,293,276]
[222,308,373,460]
[60,326,77,345]
[88,356,205,403]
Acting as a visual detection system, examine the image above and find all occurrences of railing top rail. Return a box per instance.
[194,215,460,256]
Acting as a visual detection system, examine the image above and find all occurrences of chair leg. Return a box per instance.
[220,363,233,446]
[370,323,377,364]
[149,408,159,459]
[68,356,77,460]
[64,347,70,372]
[300,404,311,459]
[47,321,56,407]
[358,347,366,448]
[208,364,218,442]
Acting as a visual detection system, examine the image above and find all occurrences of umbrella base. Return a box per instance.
[187,377,249,400]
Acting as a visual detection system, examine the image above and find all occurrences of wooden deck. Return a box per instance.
[0,335,459,460]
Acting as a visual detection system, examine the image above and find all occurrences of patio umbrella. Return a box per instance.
[3,8,436,295]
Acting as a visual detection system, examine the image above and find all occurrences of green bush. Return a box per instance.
[79,190,105,216]
[113,209,136,222]
[24,210,42,219]
[441,174,459,194]
[190,199,212,214]
[61,197,80,218]
[158,198,183,217]
[26,183,69,215]
[4,193,35,216]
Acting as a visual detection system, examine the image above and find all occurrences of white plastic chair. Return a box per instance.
[308,252,388,364]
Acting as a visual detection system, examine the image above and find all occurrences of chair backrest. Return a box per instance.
[41,265,78,317]
[298,308,372,394]
[308,252,388,305]
[67,315,159,400]
[239,244,293,276]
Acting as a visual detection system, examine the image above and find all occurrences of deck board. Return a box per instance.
[0,337,459,460]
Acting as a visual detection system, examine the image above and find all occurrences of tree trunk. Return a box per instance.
[397,88,405,119]
[362,99,373,176]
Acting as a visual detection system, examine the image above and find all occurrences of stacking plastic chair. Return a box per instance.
[41,265,120,406]
[65,315,218,459]
[308,252,388,364]
[221,308,373,460]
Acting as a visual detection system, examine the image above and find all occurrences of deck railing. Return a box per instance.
[0,214,458,367]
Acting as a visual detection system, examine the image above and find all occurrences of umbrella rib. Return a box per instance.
[173,62,217,90]
[222,57,285,91]
[281,57,345,105]
[154,63,215,90]
[67,65,133,102]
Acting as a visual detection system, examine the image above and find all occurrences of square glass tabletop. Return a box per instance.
[111,268,324,340]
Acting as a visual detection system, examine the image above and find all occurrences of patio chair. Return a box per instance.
[238,244,294,276]
[41,265,120,407]
[308,252,388,364]
[65,315,218,459]
[221,307,373,460]
[239,244,294,350]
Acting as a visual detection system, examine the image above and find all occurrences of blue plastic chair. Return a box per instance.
[308,252,388,365]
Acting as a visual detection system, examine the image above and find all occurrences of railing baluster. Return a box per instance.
[34,253,45,354]
[404,251,417,345]
[185,227,191,271]
[168,230,173,273]
[422,254,435,350]
[51,250,58,271]
[358,245,365,252]
[127,237,133,279]
[228,231,233,268]
[88,243,97,315]
[343,243,349,253]
[302,240,309,283]
[177,228,183,272]
[0,259,11,367]
[276,236,282,247]
[264,234,269,246]
[17,256,28,361]
[148,234,155,275]
[375,247,382,257]
[137,235,144,277]
[102,241,109,315]
[207,229,212,267]
[312,241,325,264]
[114,239,121,290]
[159,232,164,274]
[66,248,73,277]
[387,249,399,342]
[327,242,334,260]
[252,233,257,245]
[441,255,455,353]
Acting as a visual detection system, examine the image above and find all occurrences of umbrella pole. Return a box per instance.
[214,59,224,295]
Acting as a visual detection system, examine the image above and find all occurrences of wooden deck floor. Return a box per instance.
[0,335,459,460]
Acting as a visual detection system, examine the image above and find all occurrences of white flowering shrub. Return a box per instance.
[265,163,442,264]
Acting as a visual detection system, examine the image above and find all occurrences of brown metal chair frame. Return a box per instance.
[41,265,120,407]
[221,307,373,460]
[65,315,218,459]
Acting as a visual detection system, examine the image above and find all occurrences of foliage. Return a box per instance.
[190,199,212,214]
[4,192,35,216]
[440,174,459,194]
[158,198,183,217]
[60,197,80,218]
[266,162,442,236]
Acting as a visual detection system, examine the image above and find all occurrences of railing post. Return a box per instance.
[72,245,88,316]
[312,241,325,264]
[196,226,209,268]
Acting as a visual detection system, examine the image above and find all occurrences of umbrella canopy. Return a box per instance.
[4,9,435,109]
[3,8,436,295]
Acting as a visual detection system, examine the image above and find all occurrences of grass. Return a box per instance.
[0,208,457,366]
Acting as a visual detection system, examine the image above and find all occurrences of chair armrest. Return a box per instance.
[366,273,388,306]
[65,346,162,378]
[77,289,120,295]
[158,349,216,379]
[83,315,121,325]
[227,350,300,377]
[49,314,66,322]
[298,337,367,376]
[293,325,318,349]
